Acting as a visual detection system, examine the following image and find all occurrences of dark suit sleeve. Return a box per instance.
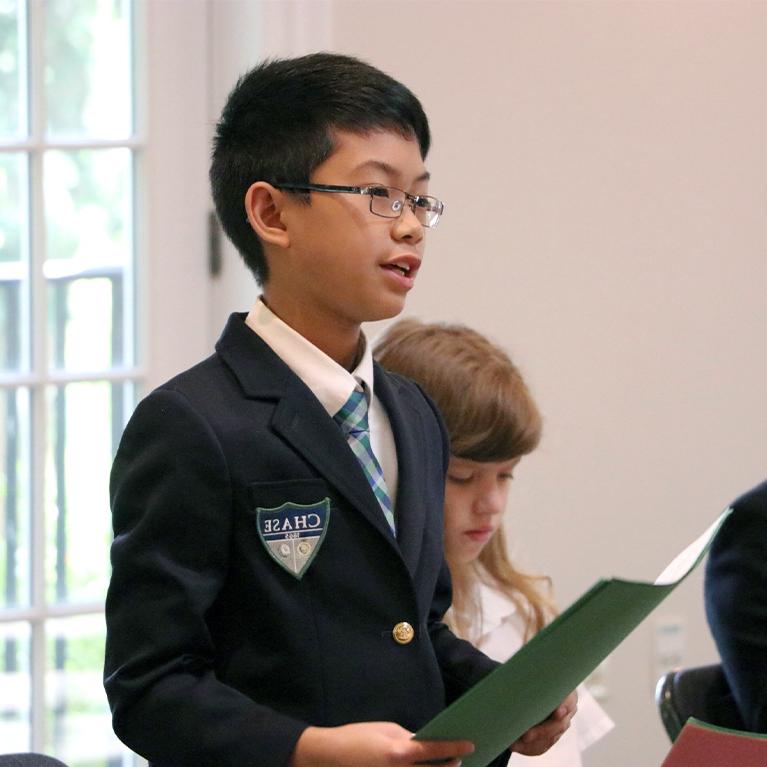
[428,563,511,767]
[705,480,767,732]
[104,388,308,766]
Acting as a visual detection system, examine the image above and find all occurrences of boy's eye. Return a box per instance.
[499,473,515,482]
[414,196,433,210]
[368,186,391,198]
[447,473,473,485]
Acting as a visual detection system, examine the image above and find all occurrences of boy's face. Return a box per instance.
[443,456,520,566]
[265,129,431,338]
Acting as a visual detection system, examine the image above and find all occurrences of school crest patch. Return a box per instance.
[256,499,331,579]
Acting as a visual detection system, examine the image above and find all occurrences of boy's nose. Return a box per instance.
[391,206,424,243]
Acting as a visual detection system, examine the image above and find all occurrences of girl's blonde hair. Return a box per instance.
[374,318,555,641]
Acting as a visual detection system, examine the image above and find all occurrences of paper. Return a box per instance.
[654,510,731,585]
[414,509,731,767]
[661,718,767,767]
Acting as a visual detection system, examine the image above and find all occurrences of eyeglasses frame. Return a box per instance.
[270,182,444,228]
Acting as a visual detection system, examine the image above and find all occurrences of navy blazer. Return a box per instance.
[705,479,767,732]
[104,314,505,767]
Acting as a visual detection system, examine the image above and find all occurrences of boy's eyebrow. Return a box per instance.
[352,159,430,183]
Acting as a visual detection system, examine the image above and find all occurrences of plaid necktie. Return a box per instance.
[334,388,396,535]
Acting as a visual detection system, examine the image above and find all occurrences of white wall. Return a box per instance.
[206,3,767,765]
[140,0,211,389]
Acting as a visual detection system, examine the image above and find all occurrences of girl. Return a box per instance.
[375,318,613,765]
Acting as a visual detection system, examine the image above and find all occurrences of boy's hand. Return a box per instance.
[290,722,475,767]
[510,690,578,756]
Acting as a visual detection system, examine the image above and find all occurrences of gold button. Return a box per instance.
[392,621,415,645]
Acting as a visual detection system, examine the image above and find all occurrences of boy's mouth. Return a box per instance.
[381,255,421,281]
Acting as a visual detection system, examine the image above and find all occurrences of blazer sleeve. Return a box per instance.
[704,481,767,732]
[104,387,308,767]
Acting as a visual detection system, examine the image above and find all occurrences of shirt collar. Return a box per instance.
[245,297,374,416]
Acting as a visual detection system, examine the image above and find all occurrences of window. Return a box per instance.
[1,1,140,763]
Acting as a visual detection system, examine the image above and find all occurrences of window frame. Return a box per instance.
[2,0,222,759]
[0,0,145,758]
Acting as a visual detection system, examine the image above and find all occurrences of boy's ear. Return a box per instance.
[244,182,290,249]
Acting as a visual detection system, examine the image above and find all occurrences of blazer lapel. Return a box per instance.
[374,365,428,577]
[270,378,400,546]
[216,314,400,548]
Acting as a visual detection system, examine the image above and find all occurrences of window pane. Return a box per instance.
[46,381,133,605]
[45,0,132,139]
[44,149,132,372]
[47,275,127,372]
[0,152,30,372]
[0,0,26,138]
[43,149,132,264]
[0,620,31,751]
[46,614,130,766]
[0,386,31,608]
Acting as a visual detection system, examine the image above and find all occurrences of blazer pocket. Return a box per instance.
[247,478,331,509]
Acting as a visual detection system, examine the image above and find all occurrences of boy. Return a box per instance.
[104,53,575,767]
[705,478,767,733]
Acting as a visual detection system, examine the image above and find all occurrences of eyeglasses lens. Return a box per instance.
[369,187,441,227]
[369,188,403,219]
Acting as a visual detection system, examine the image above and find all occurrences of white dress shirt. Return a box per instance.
[476,580,614,765]
[245,298,399,511]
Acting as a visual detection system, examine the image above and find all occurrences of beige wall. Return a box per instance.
[207,2,767,765]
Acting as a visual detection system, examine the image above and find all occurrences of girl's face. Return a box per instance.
[443,456,520,565]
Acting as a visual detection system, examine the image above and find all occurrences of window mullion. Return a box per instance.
[27,0,47,753]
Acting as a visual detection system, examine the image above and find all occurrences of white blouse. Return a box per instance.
[475,582,614,766]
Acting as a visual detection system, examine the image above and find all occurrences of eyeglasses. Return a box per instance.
[271,182,444,228]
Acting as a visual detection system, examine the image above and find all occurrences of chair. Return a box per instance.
[655,663,746,741]
[0,756,69,767]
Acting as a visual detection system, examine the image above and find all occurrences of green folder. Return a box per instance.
[414,509,732,767]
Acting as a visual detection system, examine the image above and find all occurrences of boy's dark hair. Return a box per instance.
[210,52,431,285]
